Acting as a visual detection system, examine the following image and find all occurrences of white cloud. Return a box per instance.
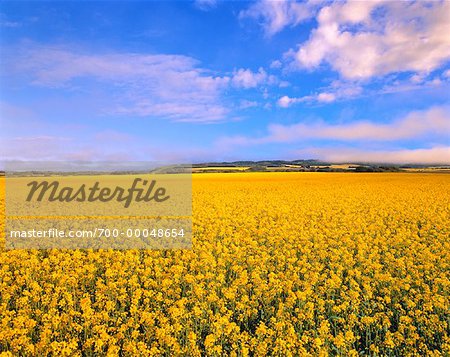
[219,106,450,145]
[270,60,282,69]
[410,73,427,84]
[277,93,329,107]
[291,1,450,79]
[6,44,231,123]
[278,81,362,107]
[4,44,281,123]
[269,106,450,142]
[381,75,448,95]
[278,95,295,108]
[295,146,450,165]
[316,92,335,103]
[231,67,275,89]
[277,93,336,107]
[240,0,319,36]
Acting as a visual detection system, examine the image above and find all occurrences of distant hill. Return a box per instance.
[192,160,449,173]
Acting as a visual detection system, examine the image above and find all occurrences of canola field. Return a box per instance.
[0,173,449,356]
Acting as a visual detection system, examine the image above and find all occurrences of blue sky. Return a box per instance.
[1,0,449,164]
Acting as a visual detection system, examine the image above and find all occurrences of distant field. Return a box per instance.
[1,173,449,355]
[329,164,354,169]
[403,167,450,173]
[192,166,250,172]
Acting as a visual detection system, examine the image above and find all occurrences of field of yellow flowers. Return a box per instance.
[1,173,449,356]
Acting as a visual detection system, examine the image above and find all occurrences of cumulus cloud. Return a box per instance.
[316,92,336,103]
[278,81,362,107]
[219,106,450,145]
[240,0,319,36]
[291,1,450,79]
[276,93,333,108]
[231,67,276,89]
[278,95,295,108]
[270,60,282,69]
[279,91,337,105]
[5,44,231,123]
